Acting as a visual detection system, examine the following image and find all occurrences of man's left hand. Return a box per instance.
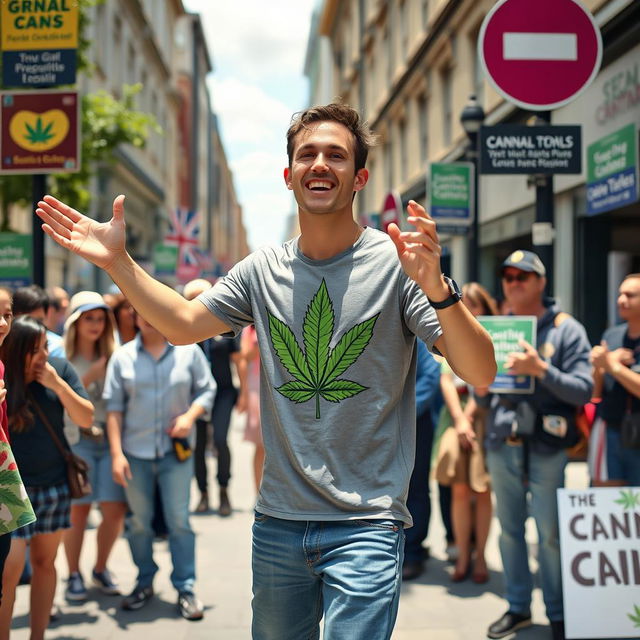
[505,339,546,378]
[388,201,447,299]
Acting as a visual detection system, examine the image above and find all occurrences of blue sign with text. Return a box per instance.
[2,49,76,87]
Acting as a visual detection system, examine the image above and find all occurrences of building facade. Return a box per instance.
[314,0,640,340]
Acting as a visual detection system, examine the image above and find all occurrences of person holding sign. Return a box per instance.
[590,273,640,486]
[480,251,593,640]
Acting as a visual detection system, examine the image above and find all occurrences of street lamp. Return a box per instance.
[460,94,485,283]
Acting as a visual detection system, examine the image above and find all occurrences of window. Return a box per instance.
[400,1,409,52]
[127,43,136,85]
[385,140,393,191]
[472,33,485,106]
[441,67,452,147]
[417,94,428,163]
[94,3,106,68]
[112,15,122,91]
[399,119,408,179]
[422,0,429,26]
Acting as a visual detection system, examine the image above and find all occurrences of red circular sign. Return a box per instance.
[479,0,602,110]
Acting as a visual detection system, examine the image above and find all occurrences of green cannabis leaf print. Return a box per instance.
[268,279,378,419]
[628,603,640,628]
[614,489,640,510]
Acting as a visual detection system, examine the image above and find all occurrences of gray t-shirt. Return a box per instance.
[199,227,442,525]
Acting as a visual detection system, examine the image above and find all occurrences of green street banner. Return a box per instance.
[558,487,640,638]
[153,244,178,276]
[478,315,537,393]
[0,233,31,287]
[429,162,473,225]
[587,123,638,215]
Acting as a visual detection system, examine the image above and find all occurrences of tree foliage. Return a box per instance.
[0,0,161,230]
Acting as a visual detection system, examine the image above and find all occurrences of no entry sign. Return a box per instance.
[479,0,602,111]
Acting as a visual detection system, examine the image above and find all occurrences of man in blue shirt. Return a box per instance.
[104,313,215,620]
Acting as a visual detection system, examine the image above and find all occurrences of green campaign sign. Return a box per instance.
[587,123,638,215]
[478,315,537,393]
[0,233,31,287]
[429,162,473,225]
[153,244,178,276]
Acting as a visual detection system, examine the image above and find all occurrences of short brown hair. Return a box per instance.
[286,102,378,172]
[622,273,640,282]
[462,282,499,316]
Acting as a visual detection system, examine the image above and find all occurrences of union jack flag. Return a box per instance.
[165,208,201,280]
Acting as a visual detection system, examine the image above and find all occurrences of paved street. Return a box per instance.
[10,413,589,639]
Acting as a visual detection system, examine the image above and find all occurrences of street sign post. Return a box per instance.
[478,0,602,111]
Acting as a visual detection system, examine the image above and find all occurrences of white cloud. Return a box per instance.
[185,1,313,80]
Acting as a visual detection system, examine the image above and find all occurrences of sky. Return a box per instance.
[182,0,317,250]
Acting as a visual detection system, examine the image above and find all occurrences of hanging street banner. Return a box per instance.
[558,487,640,638]
[586,123,638,216]
[477,315,537,393]
[429,162,473,226]
[480,124,582,175]
[0,90,80,174]
[1,0,79,87]
[0,233,31,288]
[152,244,178,277]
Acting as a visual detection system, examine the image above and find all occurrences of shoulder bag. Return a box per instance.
[29,397,92,499]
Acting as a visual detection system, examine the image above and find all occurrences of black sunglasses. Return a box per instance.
[502,272,533,283]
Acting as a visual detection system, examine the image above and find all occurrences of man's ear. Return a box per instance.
[284,167,292,190]
[353,168,368,192]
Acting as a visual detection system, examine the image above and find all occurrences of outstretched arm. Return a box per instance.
[388,200,496,387]
[36,195,230,344]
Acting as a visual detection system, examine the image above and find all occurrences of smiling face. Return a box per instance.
[0,290,12,347]
[76,308,107,344]
[284,120,368,217]
[618,276,640,322]
[24,332,47,383]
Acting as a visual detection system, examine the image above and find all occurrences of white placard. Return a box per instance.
[558,487,640,638]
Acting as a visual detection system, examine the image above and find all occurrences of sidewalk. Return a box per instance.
[10,413,589,639]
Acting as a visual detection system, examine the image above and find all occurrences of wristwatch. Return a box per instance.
[428,276,462,309]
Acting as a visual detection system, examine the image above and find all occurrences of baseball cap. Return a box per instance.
[501,250,546,277]
[64,291,110,331]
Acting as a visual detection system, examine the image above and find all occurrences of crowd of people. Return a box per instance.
[0,102,636,640]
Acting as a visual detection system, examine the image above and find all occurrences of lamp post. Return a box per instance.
[460,94,485,283]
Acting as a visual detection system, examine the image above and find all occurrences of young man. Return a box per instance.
[480,251,593,640]
[590,273,640,486]
[36,103,495,639]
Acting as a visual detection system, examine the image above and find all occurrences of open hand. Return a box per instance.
[387,201,444,296]
[36,195,127,271]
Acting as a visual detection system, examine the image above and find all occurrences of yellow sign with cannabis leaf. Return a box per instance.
[9,109,70,151]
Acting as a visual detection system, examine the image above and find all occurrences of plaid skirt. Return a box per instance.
[12,482,70,540]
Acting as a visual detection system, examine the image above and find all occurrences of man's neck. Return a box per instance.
[297,210,362,261]
[511,300,547,319]
[627,318,640,339]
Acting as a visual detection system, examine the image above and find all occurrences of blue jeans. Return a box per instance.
[251,513,404,640]
[606,426,640,485]
[125,453,196,593]
[487,445,566,621]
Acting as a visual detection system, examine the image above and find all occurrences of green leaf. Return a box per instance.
[615,489,640,509]
[0,488,28,508]
[322,315,378,385]
[15,511,35,529]
[0,470,24,486]
[276,380,316,404]
[303,279,334,386]
[268,312,313,386]
[320,379,367,403]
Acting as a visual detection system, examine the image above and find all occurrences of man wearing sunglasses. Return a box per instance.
[480,250,592,640]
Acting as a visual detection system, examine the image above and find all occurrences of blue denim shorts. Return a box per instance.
[251,512,404,640]
[71,437,126,505]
